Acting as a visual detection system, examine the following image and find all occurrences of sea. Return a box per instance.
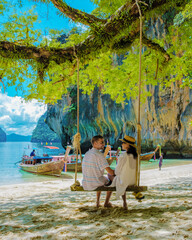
[0,142,66,186]
[0,142,191,186]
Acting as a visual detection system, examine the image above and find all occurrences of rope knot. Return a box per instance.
[137,123,142,131]
[72,132,81,152]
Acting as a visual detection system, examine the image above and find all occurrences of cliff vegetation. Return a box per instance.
[31,113,60,143]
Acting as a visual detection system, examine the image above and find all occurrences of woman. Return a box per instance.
[109,135,137,209]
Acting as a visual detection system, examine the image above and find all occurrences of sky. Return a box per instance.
[0,92,46,136]
[0,0,96,136]
[10,0,96,32]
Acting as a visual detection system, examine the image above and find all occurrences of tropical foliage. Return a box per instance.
[0,0,191,104]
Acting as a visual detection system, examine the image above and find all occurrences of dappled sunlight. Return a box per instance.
[0,165,192,239]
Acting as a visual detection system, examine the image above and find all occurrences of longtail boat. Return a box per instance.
[18,146,71,176]
[65,145,160,172]
[19,155,65,176]
[65,156,115,172]
[140,146,160,161]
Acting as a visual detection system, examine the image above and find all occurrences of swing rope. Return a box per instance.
[70,1,148,198]
[72,48,82,184]
[135,0,148,186]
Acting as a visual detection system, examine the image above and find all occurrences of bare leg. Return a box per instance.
[122,193,127,209]
[104,191,113,207]
[96,191,101,208]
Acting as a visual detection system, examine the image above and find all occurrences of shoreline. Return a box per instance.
[0,164,192,240]
[0,160,191,187]
[1,163,191,189]
[140,158,192,170]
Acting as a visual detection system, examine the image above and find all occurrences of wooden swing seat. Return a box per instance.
[71,184,147,192]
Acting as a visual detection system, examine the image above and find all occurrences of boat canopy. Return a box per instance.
[44,146,59,149]
[33,156,53,160]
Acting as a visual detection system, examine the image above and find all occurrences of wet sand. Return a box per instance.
[0,164,192,240]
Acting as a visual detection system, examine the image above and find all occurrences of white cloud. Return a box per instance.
[0,93,46,136]
[74,23,89,32]
[0,115,14,124]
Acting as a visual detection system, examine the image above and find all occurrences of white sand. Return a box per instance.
[0,164,192,240]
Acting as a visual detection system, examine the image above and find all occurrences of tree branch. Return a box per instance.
[142,36,171,62]
[66,0,187,61]
[50,0,107,28]
[0,0,188,66]
[0,41,74,63]
[110,23,140,51]
[37,58,50,83]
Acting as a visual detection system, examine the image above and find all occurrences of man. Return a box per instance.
[30,149,35,157]
[82,135,115,208]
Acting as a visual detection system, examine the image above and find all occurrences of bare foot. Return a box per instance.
[123,204,128,210]
[96,203,101,208]
[104,202,113,208]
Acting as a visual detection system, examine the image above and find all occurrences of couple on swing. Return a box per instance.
[82,135,137,209]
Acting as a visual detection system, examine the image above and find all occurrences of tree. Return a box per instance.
[0,0,191,103]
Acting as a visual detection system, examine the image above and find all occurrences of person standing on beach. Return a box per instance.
[159,153,163,170]
[107,135,137,209]
[82,135,115,208]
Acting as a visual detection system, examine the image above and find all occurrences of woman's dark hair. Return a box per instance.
[126,145,138,159]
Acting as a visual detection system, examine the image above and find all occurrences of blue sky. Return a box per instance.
[0,0,96,135]
[3,0,96,97]
[4,0,96,34]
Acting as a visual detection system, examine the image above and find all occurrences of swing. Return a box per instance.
[70,1,148,201]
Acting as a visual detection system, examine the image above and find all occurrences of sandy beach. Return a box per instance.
[0,164,192,240]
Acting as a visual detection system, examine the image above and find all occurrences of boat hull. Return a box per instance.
[65,153,154,173]
[140,152,154,161]
[66,162,82,172]
[66,157,115,172]
[19,160,65,176]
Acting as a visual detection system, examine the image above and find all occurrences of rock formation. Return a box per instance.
[137,84,192,158]
[31,113,60,143]
[45,13,192,158]
[45,86,192,158]
[6,134,31,142]
[46,87,136,151]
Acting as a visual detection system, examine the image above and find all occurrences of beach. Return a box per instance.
[0,164,192,240]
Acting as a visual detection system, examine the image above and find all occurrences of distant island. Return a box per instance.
[31,113,60,143]
[0,112,61,143]
[6,133,31,142]
[0,127,6,142]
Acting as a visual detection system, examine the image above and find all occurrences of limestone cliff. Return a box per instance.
[45,87,136,151]
[0,127,6,142]
[45,13,192,157]
[31,113,60,143]
[137,84,192,157]
[45,86,192,158]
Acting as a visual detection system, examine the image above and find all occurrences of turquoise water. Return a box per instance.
[0,142,65,186]
[0,142,191,186]
[110,157,192,170]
